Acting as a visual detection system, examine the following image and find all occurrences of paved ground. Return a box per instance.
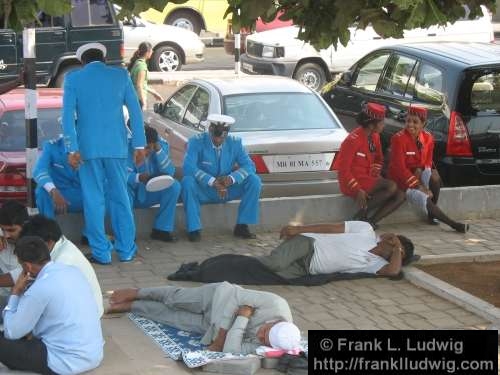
[70,217,499,375]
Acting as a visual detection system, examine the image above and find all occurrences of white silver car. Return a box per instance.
[122,15,205,71]
[144,76,348,198]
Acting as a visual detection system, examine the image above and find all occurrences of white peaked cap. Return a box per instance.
[207,114,235,125]
[268,322,301,351]
[76,42,107,62]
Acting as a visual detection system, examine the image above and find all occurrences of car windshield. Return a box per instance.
[223,92,340,132]
[0,109,61,151]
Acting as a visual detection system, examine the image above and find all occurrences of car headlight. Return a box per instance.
[262,45,284,58]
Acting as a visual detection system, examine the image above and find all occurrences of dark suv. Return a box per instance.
[322,42,500,186]
[0,0,122,87]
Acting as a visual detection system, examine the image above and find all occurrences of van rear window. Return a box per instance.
[71,0,114,27]
[470,72,500,113]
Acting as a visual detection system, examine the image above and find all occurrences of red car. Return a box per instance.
[0,88,62,203]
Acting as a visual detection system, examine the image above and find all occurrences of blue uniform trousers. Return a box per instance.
[79,158,136,263]
[130,180,181,232]
[35,186,88,238]
[181,174,261,232]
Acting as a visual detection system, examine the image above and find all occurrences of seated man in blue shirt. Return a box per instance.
[182,114,262,242]
[127,126,181,242]
[0,236,104,374]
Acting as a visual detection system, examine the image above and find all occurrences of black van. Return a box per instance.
[322,42,500,186]
[0,0,122,87]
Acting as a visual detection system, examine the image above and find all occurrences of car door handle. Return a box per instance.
[427,33,437,36]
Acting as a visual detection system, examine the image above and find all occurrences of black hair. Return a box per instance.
[20,215,62,243]
[0,200,29,226]
[356,111,380,128]
[145,126,159,144]
[128,41,153,72]
[81,49,105,64]
[14,235,51,265]
[398,235,415,266]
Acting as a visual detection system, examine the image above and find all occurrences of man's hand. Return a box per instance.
[138,173,150,184]
[213,179,228,200]
[50,188,69,214]
[355,189,369,210]
[153,92,164,102]
[237,305,254,318]
[0,235,7,251]
[12,271,31,296]
[279,225,300,240]
[153,142,161,152]
[134,149,147,166]
[207,342,223,352]
[217,176,233,188]
[68,152,81,170]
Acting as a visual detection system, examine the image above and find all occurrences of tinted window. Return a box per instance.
[223,93,340,132]
[71,0,114,27]
[162,85,197,123]
[470,71,500,112]
[183,88,209,128]
[352,53,391,92]
[380,54,417,97]
[0,109,61,151]
[415,64,444,105]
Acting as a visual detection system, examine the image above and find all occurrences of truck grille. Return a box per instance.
[246,40,263,57]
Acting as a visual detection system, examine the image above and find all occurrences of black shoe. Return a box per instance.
[150,229,178,242]
[119,254,136,263]
[233,224,257,239]
[454,223,470,234]
[187,230,201,242]
[85,253,111,266]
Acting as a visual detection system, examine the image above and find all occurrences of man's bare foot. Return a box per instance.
[109,288,139,304]
[106,301,133,314]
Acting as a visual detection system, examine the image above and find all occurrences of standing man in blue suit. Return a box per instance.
[62,43,146,265]
[127,126,181,242]
[182,114,261,242]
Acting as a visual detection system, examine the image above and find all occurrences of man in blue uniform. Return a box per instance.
[182,114,261,242]
[127,126,181,242]
[62,43,146,265]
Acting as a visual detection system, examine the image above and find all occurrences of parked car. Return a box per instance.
[322,42,500,187]
[121,12,205,72]
[0,0,122,87]
[240,6,494,91]
[144,76,348,197]
[0,89,62,202]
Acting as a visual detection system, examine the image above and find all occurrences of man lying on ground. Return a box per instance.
[107,281,301,355]
[168,221,416,285]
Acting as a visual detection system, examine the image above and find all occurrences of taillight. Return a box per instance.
[0,168,27,193]
[250,155,269,173]
[446,111,472,157]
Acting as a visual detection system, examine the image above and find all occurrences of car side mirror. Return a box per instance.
[340,71,353,86]
[153,103,163,113]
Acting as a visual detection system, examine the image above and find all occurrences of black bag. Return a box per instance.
[276,352,308,375]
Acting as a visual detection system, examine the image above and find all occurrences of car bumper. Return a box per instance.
[185,44,205,64]
[259,171,340,198]
[438,156,500,186]
[240,54,296,77]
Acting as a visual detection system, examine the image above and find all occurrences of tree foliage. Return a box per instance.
[1,0,496,50]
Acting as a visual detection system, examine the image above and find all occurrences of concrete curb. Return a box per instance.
[417,251,500,265]
[148,70,246,86]
[404,266,500,324]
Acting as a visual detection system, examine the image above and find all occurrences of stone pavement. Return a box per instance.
[74,217,498,375]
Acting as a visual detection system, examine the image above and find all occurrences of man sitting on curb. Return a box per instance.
[107,281,301,354]
[0,236,103,374]
[169,221,416,285]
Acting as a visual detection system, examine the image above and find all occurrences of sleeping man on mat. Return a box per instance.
[107,281,302,354]
[168,221,417,285]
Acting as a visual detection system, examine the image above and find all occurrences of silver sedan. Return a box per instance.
[144,76,347,197]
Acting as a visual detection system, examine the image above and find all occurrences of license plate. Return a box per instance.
[242,62,253,72]
[262,153,335,173]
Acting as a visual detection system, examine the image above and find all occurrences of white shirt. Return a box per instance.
[306,221,388,275]
[0,242,19,298]
[10,236,104,316]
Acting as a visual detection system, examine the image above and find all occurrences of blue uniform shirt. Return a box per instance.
[33,136,80,191]
[183,132,256,186]
[62,61,145,160]
[3,262,104,375]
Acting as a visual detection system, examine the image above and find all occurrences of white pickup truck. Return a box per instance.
[240,7,494,91]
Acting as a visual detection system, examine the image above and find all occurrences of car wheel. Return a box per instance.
[294,62,327,91]
[150,46,183,72]
[53,65,79,87]
[166,10,202,35]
